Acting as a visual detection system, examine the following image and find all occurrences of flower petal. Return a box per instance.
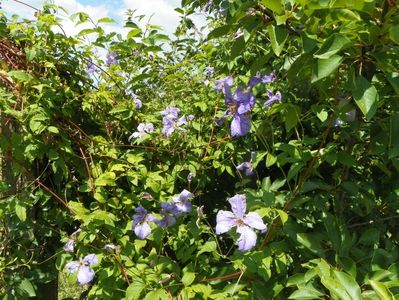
[65,261,80,274]
[63,239,75,253]
[236,225,257,251]
[134,221,151,239]
[215,210,236,234]
[231,114,251,137]
[244,212,267,231]
[83,254,98,265]
[78,266,95,285]
[228,194,246,219]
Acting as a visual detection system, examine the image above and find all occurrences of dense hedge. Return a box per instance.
[1,0,399,299]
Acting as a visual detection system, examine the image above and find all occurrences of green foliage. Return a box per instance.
[1,0,399,299]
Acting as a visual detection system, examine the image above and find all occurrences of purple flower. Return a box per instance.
[156,203,179,228]
[65,254,98,285]
[236,162,254,176]
[173,189,194,213]
[106,51,117,66]
[214,76,234,101]
[128,123,154,141]
[216,195,267,251]
[132,206,157,239]
[63,239,75,252]
[248,71,276,88]
[161,107,180,119]
[87,62,95,75]
[231,113,251,137]
[224,87,255,137]
[188,114,195,121]
[134,99,142,109]
[264,90,281,108]
[162,113,187,137]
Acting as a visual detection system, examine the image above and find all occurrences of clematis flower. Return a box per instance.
[214,76,234,101]
[134,98,142,109]
[132,206,157,239]
[65,254,98,285]
[216,195,267,251]
[225,87,256,137]
[161,107,180,119]
[156,203,179,228]
[87,61,95,75]
[236,161,254,176]
[106,51,117,66]
[63,239,75,252]
[128,123,154,141]
[248,71,276,88]
[264,90,281,108]
[173,189,194,214]
[162,113,187,137]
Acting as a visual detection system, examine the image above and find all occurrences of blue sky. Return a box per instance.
[3,0,203,36]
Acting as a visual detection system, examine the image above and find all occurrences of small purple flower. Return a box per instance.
[134,99,142,109]
[161,107,180,119]
[132,206,157,239]
[63,239,75,253]
[248,71,276,88]
[156,203,179,228]
[236,162,254,176]
[87,61,95,75]
[216,195,267,251]
[65,254,98,285]
[162,112,187,137]
[214,76,233,101]
[188,114,195,121]
[128,123,154,141]
[264,90,281,108]
[106,51,117,66]
[173,189,194,213]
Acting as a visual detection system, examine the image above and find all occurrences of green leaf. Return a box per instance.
[260,0,284,14]
[311,55,342,83]
[8,70,33,82]
[369,280,394,300]
[182,265,196,286]
[197,241,217,256]
[389,25,399,45]
[386,72,399,95]
[18,279,36,297]
[296,233,325,256]
[144,288,169,300]
[288,284,324,299]
[127,29,142,38]
[267,25,288,57]
[29,114,48,134]
[126,281,145,299]
[230,35,245,59]
[98,17,116,23]
[15,203,26,222]
[95,172,116,186]
[314,33,351,59]
[333,271,362,300]
[351,76,378,121]
[389,114,399,158]
[285,105,300,132]
[208,25,232,39]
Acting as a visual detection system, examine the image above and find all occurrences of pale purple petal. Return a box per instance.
[134,222,151,239]
[261,71,276,84]
[144,123,154,133]
[134,99,142,109]
[243,212,267,231]
[236,225,257,251]
[264,91,281,108]
[63,239,75,253]
[228,194,246,219]
[231,114,251,137]
[83,254,98,265]
[177,116,187,126]
[215,210,236,234]
[77,266,95,285]
[65,261,80,274]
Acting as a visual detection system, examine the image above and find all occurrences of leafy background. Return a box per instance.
[1,0,399,299]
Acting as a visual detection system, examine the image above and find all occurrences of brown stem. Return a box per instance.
[79,147,96,194]
[199,271,242,283]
